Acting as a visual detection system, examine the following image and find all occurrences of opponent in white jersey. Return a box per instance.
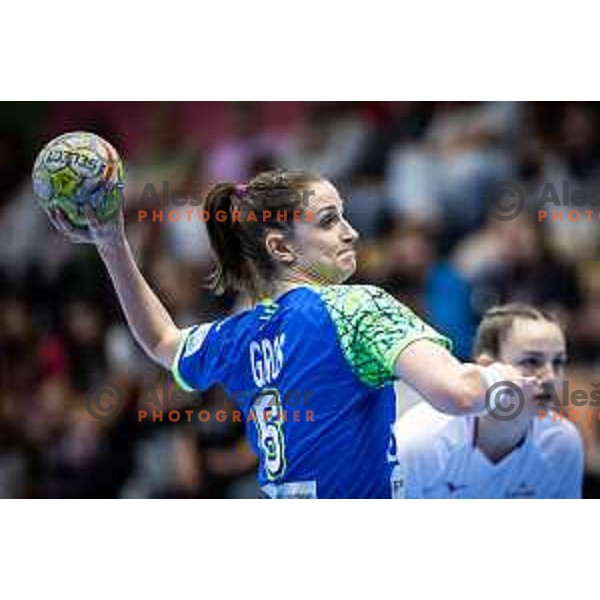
[395,304,584,499]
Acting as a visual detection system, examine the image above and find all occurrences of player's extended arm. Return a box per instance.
[394,339,533,416]
[47,206,183,369]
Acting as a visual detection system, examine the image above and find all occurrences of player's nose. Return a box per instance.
[341,217,359,244]
[539,363,558,386]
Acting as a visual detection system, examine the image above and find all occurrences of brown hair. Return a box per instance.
[473,303,559,358]
[203,169,321,300]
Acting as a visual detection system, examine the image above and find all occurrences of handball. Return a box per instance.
[32,131,125,228]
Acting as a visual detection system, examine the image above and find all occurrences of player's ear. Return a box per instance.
[265,230,295,265]
[475,353,496,367]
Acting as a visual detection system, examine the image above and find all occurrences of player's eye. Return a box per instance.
[519,357,542,370]
[553,357,567,370]
[320,213,339,228]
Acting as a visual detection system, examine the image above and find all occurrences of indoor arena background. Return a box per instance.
[1,101,599,498]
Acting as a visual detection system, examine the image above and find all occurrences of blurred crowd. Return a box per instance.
[1,101,600,498]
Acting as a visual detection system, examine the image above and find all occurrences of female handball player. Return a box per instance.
[395,304,584,498]
[46,169,534,498]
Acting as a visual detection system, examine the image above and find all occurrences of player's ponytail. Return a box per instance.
[204,182,258,297]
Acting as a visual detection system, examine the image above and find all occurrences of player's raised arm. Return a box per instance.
[47,205,184,370]
[394,339,535,416]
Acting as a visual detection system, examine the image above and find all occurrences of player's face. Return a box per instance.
[289,180,359,284]
[499,318,567,410]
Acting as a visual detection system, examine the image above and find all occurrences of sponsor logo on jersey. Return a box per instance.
[506,481,536,498]
[446,482,468,494]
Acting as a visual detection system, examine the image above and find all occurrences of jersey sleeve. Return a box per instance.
[171,321,229,392]
[320,285,451,388]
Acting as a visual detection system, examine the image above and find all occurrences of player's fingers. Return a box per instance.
[47,207,72,233]
[46,208,62,230]
[51,207,77,233]
[50,208,91,242]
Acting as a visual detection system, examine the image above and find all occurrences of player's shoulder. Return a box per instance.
[318,284,397,306]
[209,308,256,336]
[317,284,417,324]
[276,285,337,326]
[395,402,469,454]
[196,286,336,343]
[533,410,584,456]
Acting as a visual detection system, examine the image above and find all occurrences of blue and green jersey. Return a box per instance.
[172,284,450,498]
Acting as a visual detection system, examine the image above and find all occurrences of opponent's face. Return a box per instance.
[287,180,359,284]
[498,318,567,410]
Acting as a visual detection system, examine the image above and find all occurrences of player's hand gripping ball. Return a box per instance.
[32,131,125,228]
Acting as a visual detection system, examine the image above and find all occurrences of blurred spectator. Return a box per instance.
[205,102,286,183]
[373,222,438,315]
[440,213,582,359]
[529,103,600,262]
[385,101,517,247]
[342,172,390,240]
[0,127,30,202]
[281,102,371,182]
[62,299,109,392]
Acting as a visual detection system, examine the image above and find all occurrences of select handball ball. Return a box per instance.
[32,131,125,228]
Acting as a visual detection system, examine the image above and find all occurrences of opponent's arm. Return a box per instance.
[47,206,184,369]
